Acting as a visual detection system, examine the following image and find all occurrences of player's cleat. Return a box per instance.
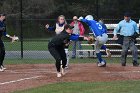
[106,49,111,58]
[61,68,65,75]
[0,68,4,72]
[97,61,106,67]
[57,72,62,78]
[1,66,6,70]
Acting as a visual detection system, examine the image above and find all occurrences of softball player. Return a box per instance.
[45,15,69,68]
[79,15,109,67]
[98,19,111,57]
[0,14,18,71]
[48,24,88,77]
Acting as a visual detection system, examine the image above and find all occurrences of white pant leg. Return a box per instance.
[95,34,108,53]
[95,40,102,53]
[97,33,108,44]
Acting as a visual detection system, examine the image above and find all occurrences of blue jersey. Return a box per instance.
[101,23,107,33]
[0,21,6,47]
[81,19,106,37]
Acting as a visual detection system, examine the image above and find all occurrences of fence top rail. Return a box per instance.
[81,44,140,46]
[104,24,139,29]
[76,50,140,52]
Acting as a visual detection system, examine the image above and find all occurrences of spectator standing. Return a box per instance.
[70,16,85,58]
[45,15,70,68]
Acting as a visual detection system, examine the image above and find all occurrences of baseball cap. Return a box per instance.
[124,12,131,17]
[64,24,74,30]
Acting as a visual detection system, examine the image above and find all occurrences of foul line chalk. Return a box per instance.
[0,76,42,86]
[7,70,56,74]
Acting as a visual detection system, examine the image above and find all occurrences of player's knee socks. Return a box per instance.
[65,49,69,66]
[96,52,103,63]
[101,45,107,50]
[66,57,69,66]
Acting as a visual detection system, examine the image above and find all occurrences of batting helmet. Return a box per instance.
[85,15,94,20]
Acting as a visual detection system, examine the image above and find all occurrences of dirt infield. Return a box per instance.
[0,63,140,93]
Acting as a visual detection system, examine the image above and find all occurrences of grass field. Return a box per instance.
[4,41,48,51]
[4,41,93,51]
[13,80,140,93]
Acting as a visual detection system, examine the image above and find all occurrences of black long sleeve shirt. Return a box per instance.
[49,31,84,47]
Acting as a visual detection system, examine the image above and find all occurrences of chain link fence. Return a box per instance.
[3,18,140,60]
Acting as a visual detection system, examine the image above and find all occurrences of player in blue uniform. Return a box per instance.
[79,15,109,67]
[98,19,111,58]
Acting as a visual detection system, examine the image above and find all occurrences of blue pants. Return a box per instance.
[72,41,83,57]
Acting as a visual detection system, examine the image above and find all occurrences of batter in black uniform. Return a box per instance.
[48,24,88,77]
[0,14,16,72]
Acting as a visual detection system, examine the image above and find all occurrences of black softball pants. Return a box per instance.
[0,41,5,67]
[48,43,67,72]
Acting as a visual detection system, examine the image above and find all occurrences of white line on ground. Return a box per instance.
[6,70,56,74]
[0,76,42,86]
[7,69,49,71]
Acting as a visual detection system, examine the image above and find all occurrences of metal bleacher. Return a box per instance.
[77,24,140,58]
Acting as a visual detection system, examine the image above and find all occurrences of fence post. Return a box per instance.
[20,0,23,59]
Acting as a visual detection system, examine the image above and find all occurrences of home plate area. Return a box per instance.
[0,63,140,93]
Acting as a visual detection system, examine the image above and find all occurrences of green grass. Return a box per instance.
[4,58,96,65]
[4,58,139,65]
[4,41,49,51]
[13,80,140,93]
[4,59,54,65]
[4,41,93,51]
